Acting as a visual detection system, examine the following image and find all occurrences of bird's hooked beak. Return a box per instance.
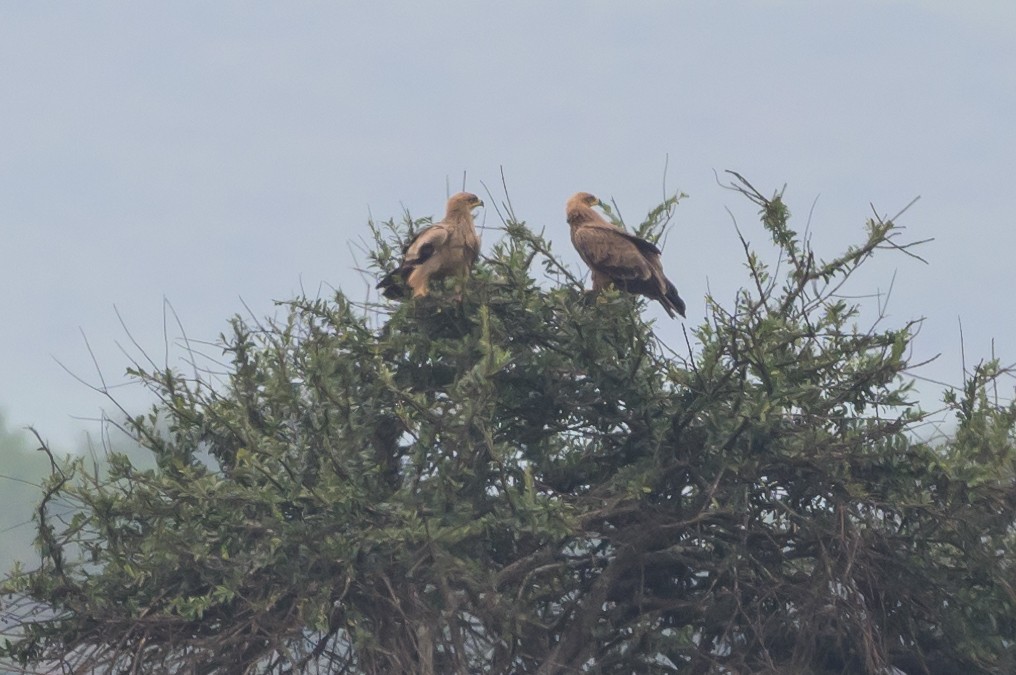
[475,199,484,209]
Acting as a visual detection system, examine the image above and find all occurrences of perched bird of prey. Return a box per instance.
[377,192,483,299]
[566,192,686,318]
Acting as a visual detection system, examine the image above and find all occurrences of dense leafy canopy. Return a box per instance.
[3,177,1015,674]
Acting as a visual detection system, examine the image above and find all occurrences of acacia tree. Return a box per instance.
[2,175,1015,674]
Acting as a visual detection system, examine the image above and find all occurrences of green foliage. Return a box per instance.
[2,176,1015,674]
[0,418,52,574]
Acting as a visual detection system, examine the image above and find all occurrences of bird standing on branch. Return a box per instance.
[566,191,686,318]
[377,192,483,299]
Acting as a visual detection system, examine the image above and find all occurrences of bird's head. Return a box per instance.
[565,192,602,225]
[447,192,484,216]
[567,192,600,210]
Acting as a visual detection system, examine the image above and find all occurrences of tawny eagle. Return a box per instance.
[377,192,483,299]
[566,191,685,318]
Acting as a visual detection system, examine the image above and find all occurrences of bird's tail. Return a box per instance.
[376,269,409,300]
[662,280,686,318]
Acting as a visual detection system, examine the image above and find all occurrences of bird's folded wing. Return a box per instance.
[404,224,450,265]
[615,229,662,256]
[573,227,652,281]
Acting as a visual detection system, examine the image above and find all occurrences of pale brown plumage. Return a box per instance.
[566,191,686,318]
[377,192,483,299]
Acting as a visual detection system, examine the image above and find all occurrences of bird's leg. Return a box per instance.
[590,271,611,292]
[452,272,467,303]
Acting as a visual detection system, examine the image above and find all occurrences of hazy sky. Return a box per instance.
[1,2,1014,449]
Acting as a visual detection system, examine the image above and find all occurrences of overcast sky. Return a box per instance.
[1,2,1014,450]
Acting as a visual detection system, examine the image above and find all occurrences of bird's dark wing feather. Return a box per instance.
[402,224,449,263]
[614,230,662,257]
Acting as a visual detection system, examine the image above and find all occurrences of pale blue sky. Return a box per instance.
[1,2,1014,448]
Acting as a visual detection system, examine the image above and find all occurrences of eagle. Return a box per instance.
[566,191,686,318]
[377,192,483,299]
